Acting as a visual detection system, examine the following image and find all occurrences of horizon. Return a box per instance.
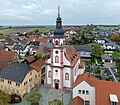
[1,0,120,25]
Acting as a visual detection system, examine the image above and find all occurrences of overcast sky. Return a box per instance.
[1,0,120,25]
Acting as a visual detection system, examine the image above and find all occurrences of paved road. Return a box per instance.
[107,67,118,82]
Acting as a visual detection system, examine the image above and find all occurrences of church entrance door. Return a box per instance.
[55,83,59,89]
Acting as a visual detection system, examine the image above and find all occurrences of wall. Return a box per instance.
[73,81,95,105]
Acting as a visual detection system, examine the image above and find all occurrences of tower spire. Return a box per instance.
[58,5,60,17]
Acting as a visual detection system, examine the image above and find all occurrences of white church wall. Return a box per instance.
[47,65,51,84]
[63,67,71,88]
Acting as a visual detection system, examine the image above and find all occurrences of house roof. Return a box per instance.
[13,45,27,50]
[73,73,120,105]
[73,45,91,52]
[0,50,17,62]
[0,62,32,83]
[30,59,45,72]
[25,56,36,63]
[71,96,84,105]
[65,45,80,66]
[102,54,113,60]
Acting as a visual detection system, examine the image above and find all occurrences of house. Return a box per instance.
[12,45,32,57]
[0,62,41,97]
[45,7,85,90]
[4,41,16,50]
[103,43,117,50]
[30,59,45,84]
[0,50,18,70]
[72,73,120,105]
[101,54,113,63]
[94,38,106,44]
[73,45,91,61]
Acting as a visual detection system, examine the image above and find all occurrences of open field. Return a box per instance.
[97,26,120,29]
[0,27,55,35]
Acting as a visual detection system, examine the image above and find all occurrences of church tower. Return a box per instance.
[52,6,66,46]
[45,6,85,90]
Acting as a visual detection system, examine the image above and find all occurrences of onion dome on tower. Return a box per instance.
[54,6,64,38]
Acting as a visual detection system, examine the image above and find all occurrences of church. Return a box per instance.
[45,6,85,90]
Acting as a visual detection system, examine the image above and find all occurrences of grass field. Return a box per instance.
[112,52,120,58]
[0,27,55,35]
[35,27,55,33]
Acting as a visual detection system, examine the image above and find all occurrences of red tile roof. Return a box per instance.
[65,45,80,66]
[0,50,17,62]
[72,96,84,105]
[30,59,45,72]
[73,74,120,105]
[26,56,35,63]
[0,50,18,70]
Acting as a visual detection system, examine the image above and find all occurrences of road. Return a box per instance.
[107,67,118,82]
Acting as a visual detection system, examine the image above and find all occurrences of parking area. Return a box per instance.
[9,85,72,105]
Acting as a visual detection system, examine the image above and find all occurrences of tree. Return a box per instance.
[111,34,120,42]
[0,90,11,105]
[26,93,42,105]
[91,45,103,58]
[115,59,120,68]
[48,99,63,105]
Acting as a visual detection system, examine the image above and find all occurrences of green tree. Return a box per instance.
[91,45,103,58]
[26,93,42,105]
[48,99,63,105]
[115,59,120,68]
[0,90,11,105]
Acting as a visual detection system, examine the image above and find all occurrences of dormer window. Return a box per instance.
[110,94,119,105]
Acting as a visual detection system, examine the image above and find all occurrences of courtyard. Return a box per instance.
[9,85,72,105]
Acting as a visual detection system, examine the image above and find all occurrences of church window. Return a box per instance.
[55,56,59,63]
[65,73,69,80]
[48,71,51,78]
[56,40,58,45]
[55,70,58,73]
[55,51,58,54]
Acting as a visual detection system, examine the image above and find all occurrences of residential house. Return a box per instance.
[94,38,106,44]
[0,50,18,70]
[0,62,41,97]
[73,45,91,61]
[101,54,113,63]
[72,73,120,105]
[12,45,32,57]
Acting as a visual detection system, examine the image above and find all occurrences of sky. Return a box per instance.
[0,0,120,25]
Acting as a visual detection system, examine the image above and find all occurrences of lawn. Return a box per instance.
[112,52,120,58]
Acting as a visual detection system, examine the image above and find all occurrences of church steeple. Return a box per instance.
[54,6,64,39]
[56,5,62,29]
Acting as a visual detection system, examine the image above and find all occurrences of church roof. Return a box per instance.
[65,45,80,66]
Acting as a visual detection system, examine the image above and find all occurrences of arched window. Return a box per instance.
[56,40,58,45]
[55,56,59,63]
[48,71,51,78]
[65,73,69,80]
